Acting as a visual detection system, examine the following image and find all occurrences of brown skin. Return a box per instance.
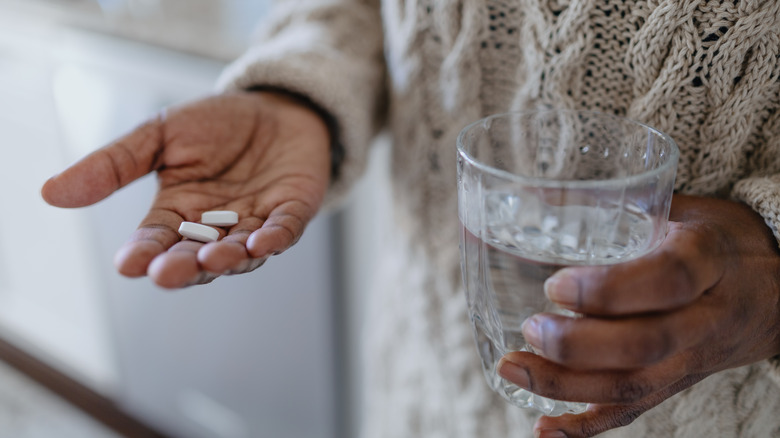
[41,91,331,288]
[497,195,780,438]
[43,93,780,436]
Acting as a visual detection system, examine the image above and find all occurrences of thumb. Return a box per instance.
[41,115,164,208]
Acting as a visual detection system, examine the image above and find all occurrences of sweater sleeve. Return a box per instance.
[730,95,780,385]
[216,0,386,207]
[732,175,780,246]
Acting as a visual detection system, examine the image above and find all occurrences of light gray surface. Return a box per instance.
[0,361,118,438]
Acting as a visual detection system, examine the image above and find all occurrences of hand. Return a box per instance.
[496,194,780,437]
[42,91,332,288]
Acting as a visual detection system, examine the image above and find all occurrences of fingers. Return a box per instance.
[497,351,689,404]
[197,200,316,279]
[116,212,278,287]
[544,222,724,315]
[517,303,718,369]
[531,374,706,438]
[198,217,268,274]
[148,240,218,289]
[42,116,164,208]
[114,206,219,288]
[143,233,267,289]
[114,208,185,277]
[116,201,315,287]
[246,200,314,258]
[114,226,180,277]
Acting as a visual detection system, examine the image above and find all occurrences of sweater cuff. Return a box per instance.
[731,175,780,387]
[216,45,383,208]
[732,174,780,245]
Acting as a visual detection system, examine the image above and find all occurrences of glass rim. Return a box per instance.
[456,110,680,189]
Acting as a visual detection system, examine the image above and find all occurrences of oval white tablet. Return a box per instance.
[201,210,239,227]
[178,221,219,243]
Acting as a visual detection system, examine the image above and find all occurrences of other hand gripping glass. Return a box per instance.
[457,110,679,416]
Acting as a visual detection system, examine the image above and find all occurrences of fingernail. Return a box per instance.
[496,357,530,388]
[544,271,579,308]
[536,429,567,438]
[521,315,544,353]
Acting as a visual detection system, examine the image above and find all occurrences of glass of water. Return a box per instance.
[456,110,679,416]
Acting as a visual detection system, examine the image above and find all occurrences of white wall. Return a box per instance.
[339,135,394,438]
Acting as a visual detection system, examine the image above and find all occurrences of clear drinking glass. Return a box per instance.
[457,110,679,416]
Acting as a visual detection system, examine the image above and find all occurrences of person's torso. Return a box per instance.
[379,0,780,269]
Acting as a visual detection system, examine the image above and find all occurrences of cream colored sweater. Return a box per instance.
[219,0,780,436]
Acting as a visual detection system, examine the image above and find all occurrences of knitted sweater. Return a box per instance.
[219,0,780,436]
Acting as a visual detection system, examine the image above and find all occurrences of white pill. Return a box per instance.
[178,221,219,243]
[201,210,239,227]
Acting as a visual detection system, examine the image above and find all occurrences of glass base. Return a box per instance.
[471,318,588,417]
[499,379,588,416]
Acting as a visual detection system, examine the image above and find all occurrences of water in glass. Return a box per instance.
[460,191,656,416]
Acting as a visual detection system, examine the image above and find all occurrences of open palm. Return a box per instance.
[42,92,332,288]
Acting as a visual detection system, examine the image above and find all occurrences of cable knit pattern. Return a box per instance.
[220,0,780,436]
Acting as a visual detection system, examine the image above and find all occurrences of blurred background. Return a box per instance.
[0,0,391,437]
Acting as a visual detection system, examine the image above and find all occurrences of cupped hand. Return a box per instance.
[42,91,332,288]
[496,195,780,437]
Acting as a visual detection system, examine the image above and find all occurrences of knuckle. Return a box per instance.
[625,329,673,365]
[579,421,606,438]
[266,219,300,242]
[584,288,612,315]
[542,318,575,363]
[225,257,267,275]
[271,209,308,240]
[662,249,697,296]
[609,406,643,428]
[609,378,651,403]
[616,408,643,427]
[589,268,619,311]
[194,271,218,285]
[579,407,644,437]
[285,199,316,221]
[536,373,562,396]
